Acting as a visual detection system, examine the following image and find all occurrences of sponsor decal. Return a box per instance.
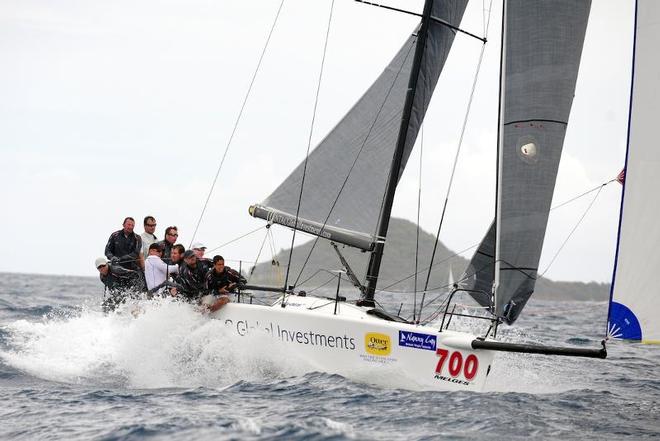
[398,330,437,351]
[222,319,356,351]
[433,348,479,385]
[365,332,391,356]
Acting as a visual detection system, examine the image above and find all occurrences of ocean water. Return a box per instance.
[0,272,658,440]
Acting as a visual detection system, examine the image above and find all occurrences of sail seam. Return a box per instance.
[503,119,567,126]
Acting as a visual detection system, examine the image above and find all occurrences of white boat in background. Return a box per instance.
[200,0,660,391]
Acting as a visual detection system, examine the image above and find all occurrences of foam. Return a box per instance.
[0,298,313,389]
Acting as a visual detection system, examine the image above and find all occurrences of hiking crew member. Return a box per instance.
[206,255,246,295]
[105,217,143,271]
[95,256,144,311]
[144,243,180,294]
[178,250,208,302]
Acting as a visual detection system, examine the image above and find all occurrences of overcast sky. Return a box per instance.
[0,0,634,283]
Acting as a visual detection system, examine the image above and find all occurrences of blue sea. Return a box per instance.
[0,272,658,440]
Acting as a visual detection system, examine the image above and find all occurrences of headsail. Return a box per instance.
[608,0,660,343]
[462,0,591,324]
[251,0,468,252]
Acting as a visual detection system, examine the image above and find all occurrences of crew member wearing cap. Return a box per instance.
[191,242,213,274]
[95,256,144,312]
[178,250,208,302]
[144,242,180,294]
[105,217,143,271]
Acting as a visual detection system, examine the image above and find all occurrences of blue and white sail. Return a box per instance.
[607,0,660,344]
[462,0,592,324]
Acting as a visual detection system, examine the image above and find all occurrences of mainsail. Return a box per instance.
[608,0,660,343]
[251,0,468,252]
[462,0,591,324]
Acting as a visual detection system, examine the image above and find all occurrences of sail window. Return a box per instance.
[517,137,540,164]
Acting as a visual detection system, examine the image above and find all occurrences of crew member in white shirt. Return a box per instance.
[144,242,179,293]
[140,216,158,259]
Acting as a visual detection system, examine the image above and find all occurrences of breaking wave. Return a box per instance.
[0,298,314,389]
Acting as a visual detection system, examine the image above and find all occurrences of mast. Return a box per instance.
[362,0,435,304]
[493,0,508,315]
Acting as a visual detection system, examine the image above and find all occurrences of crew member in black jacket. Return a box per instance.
[178,250,208,302]
[104,217,143,271]
[95,256,144,311]
[206,255,246,295]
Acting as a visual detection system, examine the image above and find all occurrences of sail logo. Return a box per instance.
[365,333,391,356]
[398,331,437,351]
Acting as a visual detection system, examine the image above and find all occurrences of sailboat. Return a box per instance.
[205,0,657,391]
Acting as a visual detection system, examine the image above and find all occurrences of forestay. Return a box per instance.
[251,0,468,251]
[608,0,660,343]
[462,0,591,324]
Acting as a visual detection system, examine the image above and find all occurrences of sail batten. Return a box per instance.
[463,0,592,323]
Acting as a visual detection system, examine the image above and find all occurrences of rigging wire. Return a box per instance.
[189,0,286,246]
[307,274,341,294]
[291,37,417,288]
[295,269,326,287]
[368,175,616,297]
[378,242,479,293]
[539,183,608,278]
[418,0,495,319]
[267,228,285,286]
[550,179,617,211]
[283,0,336,294]
[416,177,618,320]
[413,125,424,322]
[247,229,271,284]
[205,225,266,254]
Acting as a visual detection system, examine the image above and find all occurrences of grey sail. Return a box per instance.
[461,221,495,308]
[251,0,468,251]
[462,0,591,323]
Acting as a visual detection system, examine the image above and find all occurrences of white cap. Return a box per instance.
[191,242,206,250]
[95,256,109,268]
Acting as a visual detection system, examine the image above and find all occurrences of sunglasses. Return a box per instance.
[146,223,157,227]
[167,233,178,237]
[97,264,107,269]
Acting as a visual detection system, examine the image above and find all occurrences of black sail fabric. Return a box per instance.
[463,0,591,324]
[253,0,468,250]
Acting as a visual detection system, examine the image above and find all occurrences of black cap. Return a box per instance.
[149,242,163,251]
[183,250,196,259]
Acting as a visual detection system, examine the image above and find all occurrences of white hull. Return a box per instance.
[210,294,495,391]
